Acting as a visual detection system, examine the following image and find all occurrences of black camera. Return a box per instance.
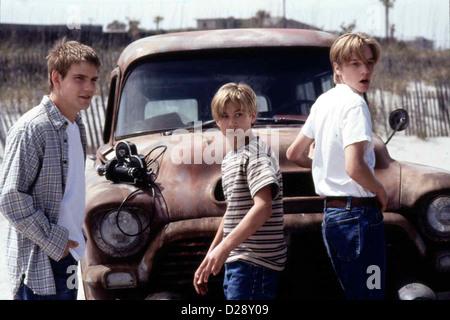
[97,141,156,185]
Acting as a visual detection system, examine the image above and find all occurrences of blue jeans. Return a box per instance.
[322,198,386,300]
[17,254,78,300]
[223,260,281,300]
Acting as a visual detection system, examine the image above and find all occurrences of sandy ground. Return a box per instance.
[0,135,449,300]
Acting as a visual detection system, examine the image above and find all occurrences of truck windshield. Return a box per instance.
[116,48,333,138]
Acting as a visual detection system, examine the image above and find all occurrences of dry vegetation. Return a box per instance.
[0,37,448,139]
[367,40,449,138]
[1,37,447,111]
[372,40,449,93]
[0,42,122,110]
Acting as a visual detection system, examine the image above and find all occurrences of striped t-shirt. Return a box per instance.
[221,136,287,271]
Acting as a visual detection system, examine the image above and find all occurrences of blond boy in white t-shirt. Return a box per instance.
[287,33,387,300]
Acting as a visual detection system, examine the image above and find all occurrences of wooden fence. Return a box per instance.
[401,81,449,137]
[0,82,108,159]
[369,80,449,138]
[1,81,449,161]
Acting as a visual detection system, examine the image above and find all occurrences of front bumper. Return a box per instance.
[82,212,448,300]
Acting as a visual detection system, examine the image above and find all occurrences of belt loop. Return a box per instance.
[346,196,352,211]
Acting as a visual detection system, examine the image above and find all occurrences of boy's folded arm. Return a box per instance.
[344,141,388,211]
[345,141,379,190]
[194,185,274,292]
[0,188,69,261]
[221,185,273,253]
[206,215,225,254]
[286,132,314,168]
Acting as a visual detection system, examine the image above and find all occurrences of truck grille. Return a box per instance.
[149,237,225,297]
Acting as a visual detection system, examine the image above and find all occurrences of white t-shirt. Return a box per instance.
[301,84,376,197]
[57,119,86,260]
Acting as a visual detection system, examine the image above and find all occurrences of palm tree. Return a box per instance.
[154,16,164,31]
[380,0,395,40]
[127,18,140,41]
[255,10,270,28]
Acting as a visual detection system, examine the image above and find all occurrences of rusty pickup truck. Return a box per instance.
[81,29,450,300]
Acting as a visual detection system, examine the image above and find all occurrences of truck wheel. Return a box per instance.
[398,282,437,300]
[145,291,184,300]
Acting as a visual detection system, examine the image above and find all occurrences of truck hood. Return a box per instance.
[86,128,450,221]
[86,127,304,221]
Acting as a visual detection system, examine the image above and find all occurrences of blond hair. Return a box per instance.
[46,38,101,91]
[330,32,381,84]
[211,82,257,121]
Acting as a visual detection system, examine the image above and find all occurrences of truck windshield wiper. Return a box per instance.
[254,117,305,124]
[184,119,217,130]
[162,117,304,136]
[163,120,217,135]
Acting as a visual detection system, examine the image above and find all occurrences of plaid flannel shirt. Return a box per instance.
[0,96,87,298]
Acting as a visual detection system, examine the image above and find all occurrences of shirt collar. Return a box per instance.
[41,95,82,129]
[336,83,364,97]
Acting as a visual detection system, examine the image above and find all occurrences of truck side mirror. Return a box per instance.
[385,109,409,145]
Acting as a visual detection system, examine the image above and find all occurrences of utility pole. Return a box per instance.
[380,0,396,40]
[282,0,286,28]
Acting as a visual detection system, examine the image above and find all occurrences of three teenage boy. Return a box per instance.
[1,32,385,301]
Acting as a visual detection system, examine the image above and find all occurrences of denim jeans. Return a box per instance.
[17,254,78,300]
[223,260,281,300]
[322,198,386,300]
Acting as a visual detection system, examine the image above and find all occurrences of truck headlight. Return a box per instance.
[424,196,450,241]
[101,210,140,250]
[92,208,151,257]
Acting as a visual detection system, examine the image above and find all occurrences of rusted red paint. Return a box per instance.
[82,28,450,300]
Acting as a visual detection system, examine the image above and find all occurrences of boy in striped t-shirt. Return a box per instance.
[193,82,287,300]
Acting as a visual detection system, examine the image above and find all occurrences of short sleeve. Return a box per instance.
[246,149,280,200]
[342,102,373,148]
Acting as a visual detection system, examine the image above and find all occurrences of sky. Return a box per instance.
[1,0,449,48]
